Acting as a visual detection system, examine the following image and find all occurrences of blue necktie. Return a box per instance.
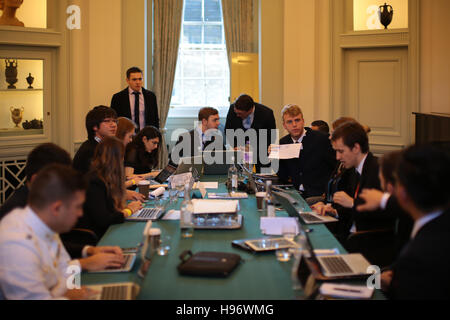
[133,91,141,131]
[244,116,252,129]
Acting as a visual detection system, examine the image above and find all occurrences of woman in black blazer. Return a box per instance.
[76,137,142,239]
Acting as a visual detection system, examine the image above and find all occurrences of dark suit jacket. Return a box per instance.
[111,87,159,129]
[73,139,99,176]
[277,128,337,197]
[169,129,225,165]
[389,210,450,300]
[225,103,276,171]
[334,153,396,238]
[385,195,414,257]
[75,173,125,240]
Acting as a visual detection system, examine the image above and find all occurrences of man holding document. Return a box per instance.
[273,104,336,198]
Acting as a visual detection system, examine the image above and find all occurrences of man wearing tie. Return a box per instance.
[315,122,395,245]
[111,67,159,131]
[170,107,223,165]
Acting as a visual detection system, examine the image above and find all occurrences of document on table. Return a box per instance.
[161,210,180,220]
[191,199,239,214]
[269,144,302,160]
[260,217,299,235]
[193,182,219,189]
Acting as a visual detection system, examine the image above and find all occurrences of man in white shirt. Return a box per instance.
[0,164,124,300]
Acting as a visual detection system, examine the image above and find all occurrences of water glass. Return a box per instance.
[157,235,171,256]
[275,242,292,262]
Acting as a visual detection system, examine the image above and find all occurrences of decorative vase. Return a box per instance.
[26,73,34,89]
[10,107,24,128]
[378,3,394,29]
[5,59,18,89]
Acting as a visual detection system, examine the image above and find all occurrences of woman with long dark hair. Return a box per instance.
[125,126,161,179]
[76,136,142,239]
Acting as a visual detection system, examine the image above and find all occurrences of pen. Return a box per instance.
[333,287,362,293]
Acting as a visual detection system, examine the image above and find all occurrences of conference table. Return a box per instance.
[81,175,385,300]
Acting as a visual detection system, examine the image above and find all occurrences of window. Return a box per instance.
[169,0,230,117]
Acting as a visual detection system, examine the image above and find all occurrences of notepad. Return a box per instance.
[191,199,239,215]
[193,182,219,189]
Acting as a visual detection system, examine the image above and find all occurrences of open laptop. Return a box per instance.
[273,192,337,224]
[88,253,136,273]
[86,282,140,300]
[126,207,166,221]
[297,222,372,280]
[202,150,239,175]
[175,156,203,178]
[153,163,177,183]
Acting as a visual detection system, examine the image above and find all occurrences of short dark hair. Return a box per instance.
[126,67,143,79]
[234,94,254,112]
[396,144,450,212]
[198,107,219,121]
[311,120,330,134]
[331,122,369,154]
[380,150,402,187]
[28,164,87,210]
[85,106,117,140]
[25,143,72,181]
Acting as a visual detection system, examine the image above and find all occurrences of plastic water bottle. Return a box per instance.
[180,184,194,238]
[244,141,253,172]
[265,180,275,217]
[228,156,238,193]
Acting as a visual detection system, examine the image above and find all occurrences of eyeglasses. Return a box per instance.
[102,119,118,124]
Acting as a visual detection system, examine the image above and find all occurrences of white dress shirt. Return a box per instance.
[291,130,306,191]
[242,108,255,129]
[128,87,145,130]
[0,207,80,300]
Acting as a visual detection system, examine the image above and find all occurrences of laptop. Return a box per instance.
[297,222,372,280]
[273,192,337,224]
[86,282,140,300]
[153,164,177,183]
[126,207,166,221]
[175,156,204,179]
[202,150,239,175]
[88,253,136,273]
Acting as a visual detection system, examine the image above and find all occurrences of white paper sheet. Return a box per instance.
[193,182,219,189]
[260,217,299,235]
[161,210,180,220]
[191,199,239,214]
[269,143,302,160]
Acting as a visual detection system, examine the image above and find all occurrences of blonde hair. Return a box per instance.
[281,104,303,121]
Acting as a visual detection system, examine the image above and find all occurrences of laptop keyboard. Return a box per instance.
[320,256,353,274]
[100,284,129,300]
[107,254,132,270]
[137,208,162,220]
[300,213,323,222]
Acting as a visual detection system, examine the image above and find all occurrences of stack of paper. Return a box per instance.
[191,199,239,215]
[193,182,219,189]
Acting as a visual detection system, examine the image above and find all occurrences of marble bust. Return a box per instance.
[0,0,25,27]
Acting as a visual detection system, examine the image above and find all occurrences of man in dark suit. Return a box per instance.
[225,94,276,172]
[276,104,336,198]
[73,106,118,176]
[381,144,450,299]
[111,67,159,132]
[314,122,396,242]
[170,107,223,165]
